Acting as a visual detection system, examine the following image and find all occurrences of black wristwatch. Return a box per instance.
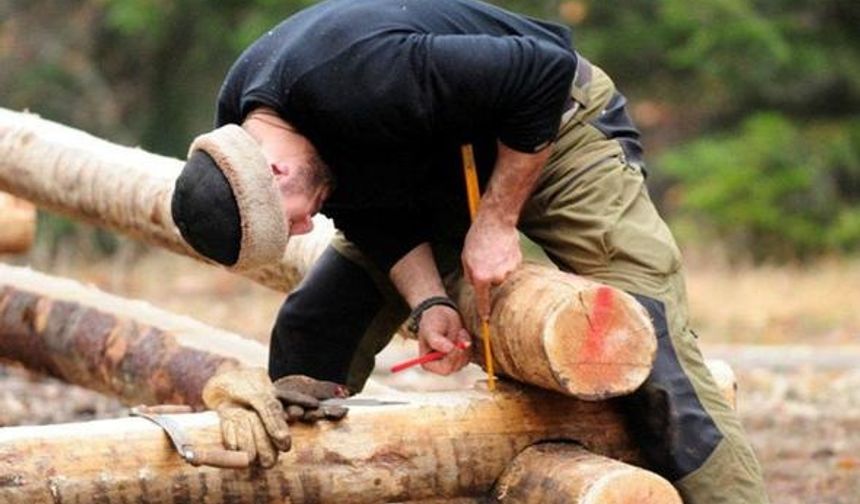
[407,296,459,335]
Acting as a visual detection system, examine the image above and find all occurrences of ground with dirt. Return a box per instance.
[1,247,858,502]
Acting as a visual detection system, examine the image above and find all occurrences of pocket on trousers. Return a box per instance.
[603,168,682,277]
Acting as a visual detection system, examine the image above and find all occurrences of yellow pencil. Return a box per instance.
[460,144,497,392]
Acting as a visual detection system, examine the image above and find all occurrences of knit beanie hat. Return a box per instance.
[171,124,288,271]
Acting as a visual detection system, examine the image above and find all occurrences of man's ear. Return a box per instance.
[271,162,290,176]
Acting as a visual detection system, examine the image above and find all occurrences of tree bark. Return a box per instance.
[0,192,35,254]
[0,263,265,408]
[493,443,682,503]
[453,264,657,400]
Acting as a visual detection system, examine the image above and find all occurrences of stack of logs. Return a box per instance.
[0,108,734,503]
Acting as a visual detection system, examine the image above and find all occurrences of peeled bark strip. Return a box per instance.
[0,107,333,292]
[493,444,682,503]
[0,264,267,407]
[455,264,657,400]
[0,385,641,504]
[0,192,35,253]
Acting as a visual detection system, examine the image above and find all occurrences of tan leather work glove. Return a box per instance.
[202,367,291,468]
[273,375,350,423]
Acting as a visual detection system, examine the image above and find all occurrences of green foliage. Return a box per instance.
[660,113,860,261]
[575,0,860,117]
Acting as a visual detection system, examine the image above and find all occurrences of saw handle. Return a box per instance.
[186,448,252,469]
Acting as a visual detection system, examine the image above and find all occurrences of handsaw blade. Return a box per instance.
[130,406,193,460]
[320,398,408,407]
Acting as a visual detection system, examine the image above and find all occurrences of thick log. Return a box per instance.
[493,443,682,503]
[0,263,266,407]
[454,264,656,400]
[0,107,333,292]
[0,384,644,504]
[0,192,35,253]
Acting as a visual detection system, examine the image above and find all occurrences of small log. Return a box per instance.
[0,192,35,254]
[454,264,656,400]
[0,385,641,504]
[493,443,682,503]
[0,263,265,407]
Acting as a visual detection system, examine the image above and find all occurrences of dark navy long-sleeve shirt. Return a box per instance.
[216,0,577,271]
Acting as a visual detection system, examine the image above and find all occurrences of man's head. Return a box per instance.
[172,113,334,270]
[171,124,289,270]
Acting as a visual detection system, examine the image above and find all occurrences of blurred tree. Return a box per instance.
[661,113,860,260]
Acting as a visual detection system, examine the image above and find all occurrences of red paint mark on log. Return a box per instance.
[582,287,614,361]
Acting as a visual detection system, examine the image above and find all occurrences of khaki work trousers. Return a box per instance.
[287,65,770,503]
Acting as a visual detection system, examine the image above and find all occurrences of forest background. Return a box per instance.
[2,0,859,263]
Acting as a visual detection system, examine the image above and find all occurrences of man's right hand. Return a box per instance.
[417,305,472,375]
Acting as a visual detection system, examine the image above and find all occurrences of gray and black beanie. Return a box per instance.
[171,125,288,271]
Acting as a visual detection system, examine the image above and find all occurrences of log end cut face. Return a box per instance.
[495,444,682,504]
[543,285,657,400]
[579,467,682,504]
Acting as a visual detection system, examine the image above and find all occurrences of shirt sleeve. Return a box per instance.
[413,33,577,152]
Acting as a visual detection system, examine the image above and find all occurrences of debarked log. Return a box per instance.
[0,263,266,407]
[0,192,35,254]
[0,107,333,292]
[0,384,648,504]
[0,264,737,409]
[454,264,656,400]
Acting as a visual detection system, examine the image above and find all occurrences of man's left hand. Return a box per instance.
[417,304,472,375]
[201,367,292,468]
